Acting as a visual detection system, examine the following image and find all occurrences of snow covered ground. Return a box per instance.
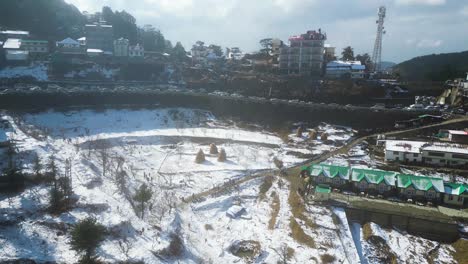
[0,63,48,81]
[0,108,460,263]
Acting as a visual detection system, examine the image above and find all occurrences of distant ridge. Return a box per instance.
[393,50,468,81]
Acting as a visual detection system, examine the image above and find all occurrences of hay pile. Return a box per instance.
[218,148,227,162]
[209,143,218,154]
[195,149,205,163]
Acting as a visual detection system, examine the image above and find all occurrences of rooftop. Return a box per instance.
[0,30,29,35]
[444,183,468,195]
[316,184,331,194]
[448,130,468,136]
[309,163,350,180]
[397,174,444,192]
[385,140,427,154]
[422,143,468,155]
[351,168,396,186]
[3,38,21,49]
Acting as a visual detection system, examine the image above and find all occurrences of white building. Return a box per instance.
[129,44,144,58]
[326,60,365,79]
[227,47,243,61]
[3,38,29,61]
[384,140,468,166]
[384,140,426,163]
[56,38,80,49]
[20,40,49,54]
[113,38,129,57]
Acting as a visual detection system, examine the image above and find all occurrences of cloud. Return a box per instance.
[416,39,443,48]
[64,0,468,63]
[461,5,468,16]
[395,0,445,6]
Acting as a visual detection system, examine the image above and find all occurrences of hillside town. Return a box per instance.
[1,1,468,264]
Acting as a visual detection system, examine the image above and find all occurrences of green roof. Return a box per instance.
[351,168,396,186]
[21,39,48,43]
[316,184,331,194]
[444,183,468,195]
[397,174,444,192]
[309,164,350,180]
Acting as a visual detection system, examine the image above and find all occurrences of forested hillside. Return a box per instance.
[394,51,468,81]
[0,0,86,39]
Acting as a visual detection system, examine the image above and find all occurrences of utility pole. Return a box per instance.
[371,6,386,72]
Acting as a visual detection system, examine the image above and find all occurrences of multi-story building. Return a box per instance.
[351,168,396,195]
[384,140,468,167]
[113,38,129,57]
[227,47,243,61]
[129,44,144,58]
[85,21,113,53]
[326,60,366,79]
[0,30,29,41]
[324,44,336,62]
[3,38,28,62]
[397,174,444,201]
[20,40,49,54]
[279,29,326,75]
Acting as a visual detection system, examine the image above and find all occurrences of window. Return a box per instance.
[453,154,468,160]
[449,195,453,201]
[426,158,432,162]
[414,153,419,157]
[393,151,399,155]
[428,152,444,157]
[458,196,463,202]
[395,157,399,161]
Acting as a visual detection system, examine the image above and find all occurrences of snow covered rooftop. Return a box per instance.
[0,30,29,35]
[87,48,103,53]
[385,140,426,154]
[385,140,468,155]
[3,38,21,49]
[422,143,468,155]
[448,130,468,136]
[57,37,80,46]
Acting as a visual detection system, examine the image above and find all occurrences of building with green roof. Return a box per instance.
[307,163,350,188]
[351,168,397,194]
[314,184,331,201]
[443,183,468,207]
[396,174,444,201]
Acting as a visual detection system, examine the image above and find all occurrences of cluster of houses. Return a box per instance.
[301,163,468,208]
[0,21,145,65]
[382,137,468,167]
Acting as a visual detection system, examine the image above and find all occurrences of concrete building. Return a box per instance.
[227,47,243,61]
[384,140,468,167]
[279,29,326,75]
[56,38,84,55]
[271,38,283,57]
[85,22,113,53]
[0,30,29,40]
[129,44,144,58]
[443,183,468,207]
[326,60,365,79]
[78,37,87,46]
[447,130,468,144]
[20,40,49,56]
[324,44,336,61]
[113,38,129,57]
[3,38,28,62]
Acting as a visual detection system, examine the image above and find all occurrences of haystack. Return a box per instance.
[195,149,205,163]
[209,143,218,154]
[296,126,304,137]
[321,132,328,141]
[218,148,227,162]
[309,129,317,140]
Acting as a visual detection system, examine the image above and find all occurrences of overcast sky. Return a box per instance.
[65,0,468,63]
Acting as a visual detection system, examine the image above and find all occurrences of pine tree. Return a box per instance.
[33,154,42,177]
[70,217,106,263]
[133,183,152,219]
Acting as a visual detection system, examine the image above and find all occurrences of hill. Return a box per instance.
[0,0,86,40]
[393,50,468,81]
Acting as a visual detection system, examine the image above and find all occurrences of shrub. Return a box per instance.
[218,148,227,162]
[273,157,283,169]
[209,143,218,154]
[308,129,317,140]
[320,254,336,264]
[296,126,304,137]
[195,149,205,164]
[321,132,328,141]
